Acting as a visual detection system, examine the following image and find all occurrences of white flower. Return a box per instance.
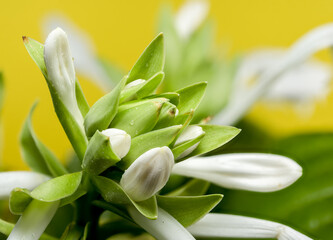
[128,206,195,240]
[235,48,331,104]
[174,0,209,39]
[172,153,302,192]
[43,15,113,89]
[213,23,333,126]
[7,200,59,240]
[0,171,50,199]
[120,147,174,201]
[174,125,205,159]
[187,213,312,240]
[44,27,83,125]
[101,128,131,158]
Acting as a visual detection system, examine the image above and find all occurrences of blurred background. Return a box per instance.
[1,0,333,239]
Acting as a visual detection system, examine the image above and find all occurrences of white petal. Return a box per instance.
[187,213,312,240]
[0,171,50,199]
[42,15,113,89]
[129,206,195,240]
[8,200,59,240]
[120,147,174,201]
[174,0,209,39]
[213,24,333,125]
[101,128,131,158]
[172,153,302,192]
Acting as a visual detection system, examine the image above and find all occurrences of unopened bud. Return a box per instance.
[44,27,82,123]
[101,128,131,158]
[124,79,146,90]
[174,125,205,158]
[120,147,174,202]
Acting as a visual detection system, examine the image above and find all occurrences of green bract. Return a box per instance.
[0,29,242,239]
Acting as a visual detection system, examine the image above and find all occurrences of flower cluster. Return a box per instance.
[0,27,311,239]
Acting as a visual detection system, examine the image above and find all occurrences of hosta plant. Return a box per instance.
[0,28,312,239]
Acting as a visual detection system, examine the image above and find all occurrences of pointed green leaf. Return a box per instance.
[82,131,120,175]
[184,124,241,160]
[75,80,90,117]
[145,92,180,106]
[20,103,67,176]
[166,179,210,197]
[23,37,47,77]
[31,172,82,202]
[9,188,33,215]
[60,222,83,240]
[136,72,164,98]
[154,101,177,129]
[92,200,133,223]
[119,125,182,169]
[176,82,207,115]
[84,77,127,137]
[127,33,165,83]
[172,133,205,160]
[120,80,147,103]
[91,175,158,219]
[157,194,223,227]
[110,98,167,138]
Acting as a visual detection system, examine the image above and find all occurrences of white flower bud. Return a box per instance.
[44,27,82,124]
[101,128,131,158]
[174,125,205,159]
[124,79,146,90]
[120,147,174,202]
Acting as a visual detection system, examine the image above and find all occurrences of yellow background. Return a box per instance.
[1,0,333,169]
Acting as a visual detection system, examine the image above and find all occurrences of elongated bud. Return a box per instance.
[120,147,174,201]
[101,128,131,158]
[174,125,205,159]
[44,27,82,124]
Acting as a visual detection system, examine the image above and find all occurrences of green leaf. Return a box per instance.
[157,194,222,227]
[127,33,165,83]
[183,124,241,160]
[23,37,47,77]
[75,80,90,117]
[166,179,210,197]
[91,176,158,219]
[176,82,207,115]
[84,76,126,137]
[136,72,164,98]
[82,131,120,175]
[60,222,83,240]
[92,200,133,223]
[20,102,67,176]
[120,80,147,103]
[110,98,167,138]
[60,185,87,207]
[154,101,177,129]
[31,172,82,202]
[119,125,182,169]
[81,222,90,240]
[145,92,180,106]
[172,133,205,160]
[9,188,32,215]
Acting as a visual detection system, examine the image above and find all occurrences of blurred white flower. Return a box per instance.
[0,171,50,199]
[187,213,312,240]
[213,23,333,125]
[7,200,59,240]
[174,0,209,39]
[172,153,302,192]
